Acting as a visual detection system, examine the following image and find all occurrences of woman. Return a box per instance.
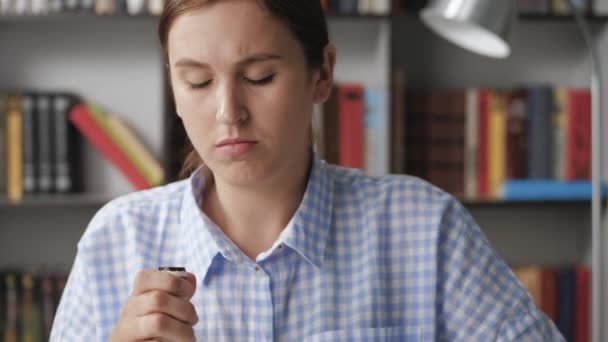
[50,0,565,341]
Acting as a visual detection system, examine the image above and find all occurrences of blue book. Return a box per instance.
[557,268,575,342]
[527,86,555,179]
[502,180,607,201]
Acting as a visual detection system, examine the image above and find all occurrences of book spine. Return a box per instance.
[566,89,591,180]
[557,268,576,342]
[322,86,339,164]
[6,95,23,203]
[477,89,490,198]
[371,0,391,14]
[147,0,164,15]
[527,86,554,179]
[0,94,6,197]
[68,104,151,190]
[21,93,37,195]
[52,94,81,193]
[390,68,406,174]
[464,88,479,199]
[553,87,569,181]
[594,0,608,15]
[126,0,146,15]
[574,267,591,342]
[540,268,558,322]
[338,84,364,169]
[363,87,389,176]
[36,94,54,193]
[506,89,528,179]
[488,91,507,199]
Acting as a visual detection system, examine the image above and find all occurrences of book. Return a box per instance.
[106,114,165,187]
[502,180,606,201]
[19,274,42,342]
[321,86,339,164]
[52,93,82,193]
[4,273,19,342]
[477,89,490,198]
[371,0,391,14]
[594,0,608,14]
[363,87,389,176]
[557,268,576,341]
[527,86,554,179]
[574,267,590,342]
[506,89,528,180]
[553,87,569,180]
[464,88,479,199]
[68,103,151,190]
[390,68,406,174]
[540,268,558,321]
[36,94,54,193]
[21,93,37,195]
[488,90,507,198]
[95,0,115,15]
[6,95,23,203]
[566,89,591,180]
[0,93,6,198]
[338,84,364,169]
[126,0,145,15]
[148,0,164,15]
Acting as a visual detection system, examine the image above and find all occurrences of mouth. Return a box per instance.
[215,138,258,158]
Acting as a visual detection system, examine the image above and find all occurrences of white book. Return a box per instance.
[0,0,12,14]
[13,0,29,15]
[30,0,47,14]
[312,103,324,156]
[358,0,371,15]
[594,0,608,14]
[371,0,391,15]
[126,0,145,15]
[364,87,389,177]
[148,0,164,15]
[464,88,479,199]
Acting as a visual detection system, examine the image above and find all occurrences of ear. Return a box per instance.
[313,43,336,104]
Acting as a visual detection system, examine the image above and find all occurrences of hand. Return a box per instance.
[108,269,198,342]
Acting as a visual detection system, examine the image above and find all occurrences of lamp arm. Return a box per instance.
[568,2,605,342]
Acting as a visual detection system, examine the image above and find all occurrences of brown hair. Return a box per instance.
[159,0,329,179]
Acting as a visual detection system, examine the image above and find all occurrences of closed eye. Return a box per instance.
[245,74,275,86]
[189,79,212,89]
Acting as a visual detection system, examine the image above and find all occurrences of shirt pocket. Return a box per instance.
[303,326,421,342]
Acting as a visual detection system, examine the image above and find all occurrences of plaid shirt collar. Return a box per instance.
[180,154,334,284]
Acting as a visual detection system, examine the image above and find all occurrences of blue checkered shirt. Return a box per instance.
[50,155,564,341]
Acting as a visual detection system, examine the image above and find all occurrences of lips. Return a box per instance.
[216,137,258,158]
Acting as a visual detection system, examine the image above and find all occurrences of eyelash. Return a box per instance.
[188,74,275,89]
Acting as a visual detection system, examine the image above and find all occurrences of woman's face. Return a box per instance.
[167,0,332,187]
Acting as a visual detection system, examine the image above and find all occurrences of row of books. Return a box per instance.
[315,83,390,177]
[0,91,165,203]
[0,270,68,342]
[512,265,591,342]
[403,86,595,201]
[518,0,608,16]
[0,0,165,16]
[321,0,392,15]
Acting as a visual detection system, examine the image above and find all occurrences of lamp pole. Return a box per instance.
[569,3,605,342]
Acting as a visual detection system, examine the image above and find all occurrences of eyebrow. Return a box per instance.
[174,53,282,69]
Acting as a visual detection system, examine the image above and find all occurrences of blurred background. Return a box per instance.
[1,0,607,341]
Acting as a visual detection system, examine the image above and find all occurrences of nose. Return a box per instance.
[216,81,248,125]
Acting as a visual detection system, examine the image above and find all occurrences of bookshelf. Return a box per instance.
[0,0,607,292]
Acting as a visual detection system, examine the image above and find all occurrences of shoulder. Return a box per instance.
[78,179,190,250]
[326,163,457,212]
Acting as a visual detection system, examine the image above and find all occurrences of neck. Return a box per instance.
[203,151,312,260]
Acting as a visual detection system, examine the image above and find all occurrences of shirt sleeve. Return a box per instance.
[435,198,565,342]
[49,250,98,341]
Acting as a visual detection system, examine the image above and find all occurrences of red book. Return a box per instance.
[575,267,591,342]
[338,84,364,169]
[477,89,490,198]
[506,89,528,179]
[567,89,591,180]
[541,268,558,322]
[68,103,151,190]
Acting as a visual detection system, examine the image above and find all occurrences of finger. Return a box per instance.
[136,290,198,325]
[136,313,195,342]
[132,270,196,299]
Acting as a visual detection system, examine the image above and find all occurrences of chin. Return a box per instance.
[214,159,269,186]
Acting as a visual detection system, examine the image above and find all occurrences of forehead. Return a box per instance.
[167,0,299,64]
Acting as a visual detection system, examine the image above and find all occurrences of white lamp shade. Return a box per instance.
[420,0,514,59]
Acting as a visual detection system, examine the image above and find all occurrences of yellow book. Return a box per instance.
[107,115,165,187]
[488,91,507,199]
[6,95,23,203]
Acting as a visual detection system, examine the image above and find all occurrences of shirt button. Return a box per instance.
[254,266,261,272]
[278,244,284,249]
